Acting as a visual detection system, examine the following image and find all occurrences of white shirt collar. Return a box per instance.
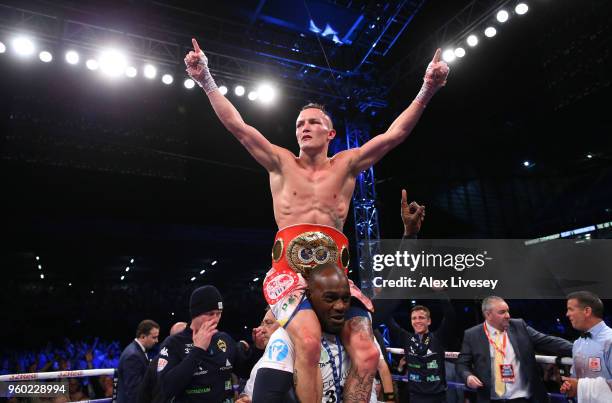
[134,338,146,352]
[485,321,505,336]
[587,320,605,336]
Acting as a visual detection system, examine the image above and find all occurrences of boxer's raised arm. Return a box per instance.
[185,38,281,173]
[206,90,282,172]
[350,49,449,174]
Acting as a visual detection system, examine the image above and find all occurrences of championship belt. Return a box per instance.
[263,224,350,306]
[271,224,350,276]
[264,224,373,312]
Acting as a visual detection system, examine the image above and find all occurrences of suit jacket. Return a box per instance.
[455,318,572,403]
[117,340,149,403]
[138,356,165,403]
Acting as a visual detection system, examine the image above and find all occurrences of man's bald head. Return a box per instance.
[306,263,346,287]
[306,263,350,334]
[169,321,187,335]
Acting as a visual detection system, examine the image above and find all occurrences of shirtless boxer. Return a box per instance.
[184,38,449,403]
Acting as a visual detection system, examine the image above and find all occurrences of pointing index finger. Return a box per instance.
[401,189,407,205]
[192,38,202,54]
[432,48,441,63]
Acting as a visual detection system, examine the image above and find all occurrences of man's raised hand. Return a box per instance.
[401,189,425,236]
[425,48,449,88]
[184,38,218,93]
[184,38,206,73]
[414,48,450,106]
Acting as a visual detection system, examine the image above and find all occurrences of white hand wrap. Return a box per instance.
[186,52,218,94]
[414,61,449,107]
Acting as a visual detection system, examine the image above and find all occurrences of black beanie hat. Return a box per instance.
[189,285,223,319]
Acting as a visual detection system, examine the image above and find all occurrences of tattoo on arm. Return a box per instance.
[343,365,375,403]
[348,316,374,340]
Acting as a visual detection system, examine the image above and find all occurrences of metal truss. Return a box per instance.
[384,0,513,91]
[343,119,380,297]
[0,0,514,106]
[0,3,185,64]
[351,0,427,72]
[0,2,387,110]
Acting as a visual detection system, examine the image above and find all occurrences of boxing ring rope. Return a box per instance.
[1,353,572,401]
[385,348,573,365]
[0,368,115,382]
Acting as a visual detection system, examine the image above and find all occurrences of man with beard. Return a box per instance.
[240,264,382,403]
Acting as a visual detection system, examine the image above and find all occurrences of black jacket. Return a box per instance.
[157,327,251,403]
[117,340,150,403]
[138,356,164,403]
[386,299,455,395]
[455,318,572,403]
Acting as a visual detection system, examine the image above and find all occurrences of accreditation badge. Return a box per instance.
[499,364,515,383]
[588,357,602,372]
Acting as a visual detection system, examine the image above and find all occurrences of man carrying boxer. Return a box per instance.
[242,263,383,403]
[184,37,449,403]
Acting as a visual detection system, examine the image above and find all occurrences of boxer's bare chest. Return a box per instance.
[270,155,357,230]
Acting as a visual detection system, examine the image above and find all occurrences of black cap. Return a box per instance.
[189,285,223,319]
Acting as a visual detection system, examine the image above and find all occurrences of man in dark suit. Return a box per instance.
[138,321,187,403]
[456,296,572,403]
[117,319,160,403]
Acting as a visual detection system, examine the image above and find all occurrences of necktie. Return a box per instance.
[494,332,506,397]
[580,331,592,339]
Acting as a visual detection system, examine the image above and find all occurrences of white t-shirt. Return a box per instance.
[243,327,379,403]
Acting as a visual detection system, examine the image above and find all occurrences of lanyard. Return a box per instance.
[321,336,343,401]
[483,323,507,358]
